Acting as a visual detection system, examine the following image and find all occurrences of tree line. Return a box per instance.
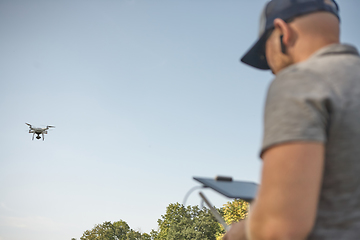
[71,199,249,240]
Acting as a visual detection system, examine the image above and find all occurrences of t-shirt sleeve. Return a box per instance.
[261,68,331,157]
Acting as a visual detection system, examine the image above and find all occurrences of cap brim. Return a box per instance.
[240,32,270,70]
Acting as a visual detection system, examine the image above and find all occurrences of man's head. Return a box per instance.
[241,0,340,74]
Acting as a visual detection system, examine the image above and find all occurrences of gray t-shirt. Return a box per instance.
[261,44,360,239]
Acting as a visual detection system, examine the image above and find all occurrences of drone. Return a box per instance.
[25,123,55,141]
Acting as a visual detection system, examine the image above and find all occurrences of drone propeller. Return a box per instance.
[25,123,32,127]
[47,125,55,128]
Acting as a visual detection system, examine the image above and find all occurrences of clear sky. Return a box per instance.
[1,1,359,239]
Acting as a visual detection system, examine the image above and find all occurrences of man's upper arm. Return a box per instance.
[247,69,330,239]
[261,69,330,157]
[248,142,324,240]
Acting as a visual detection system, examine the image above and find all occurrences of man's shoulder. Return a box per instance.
[275,64,321,83]
[269,64,327,100]
[271,44,360,93]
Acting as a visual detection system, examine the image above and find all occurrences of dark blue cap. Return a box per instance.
[241,0,340,70]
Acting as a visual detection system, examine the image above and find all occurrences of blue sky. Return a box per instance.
[1,1,359,239]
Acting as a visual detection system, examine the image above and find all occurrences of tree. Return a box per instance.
[78,200,249,240]
[150,229,158,240]
[80,220,130,240]
[113,220,131,240]
[222,199,249,225]
[216,199,249,240]
[153,202,222,240]
[141,233,151,240]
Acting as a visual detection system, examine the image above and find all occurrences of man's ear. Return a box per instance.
[273,18,292,47]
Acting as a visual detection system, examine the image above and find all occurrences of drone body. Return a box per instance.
[25,123,55,141]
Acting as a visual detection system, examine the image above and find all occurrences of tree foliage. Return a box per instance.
[216,199,249,240]
[80,220,148,240]
[152,202,222,240]
[222,199,249,225]
[79,200,249,240]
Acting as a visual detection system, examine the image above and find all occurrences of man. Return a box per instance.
[224,0,360,239]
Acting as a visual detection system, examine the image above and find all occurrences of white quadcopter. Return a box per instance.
[25,123,55,141]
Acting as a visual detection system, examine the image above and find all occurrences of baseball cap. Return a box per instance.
[241,0,340,70]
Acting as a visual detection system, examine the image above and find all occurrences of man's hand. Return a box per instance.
[223,220,247,240]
